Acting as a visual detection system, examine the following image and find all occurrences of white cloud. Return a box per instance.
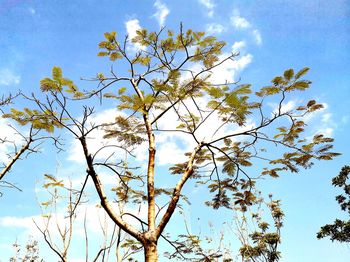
[125,19,146,52]
[232,41,246,53]
[209,53,253,84]
[125,19,140,39]
[0,203,125,259]
[198,0,215,17]
[153,0,170,27]
[231,9,251,29]
[0,200,148,239]
[318,110,337,137]
[206,23,226,35]
[0,68,20,86]
[304,103,336,137]
[157,141,188,165]
[0,216,36,229]
[253,29,262,45]
[269,100,297,116]
[230,9,263,46]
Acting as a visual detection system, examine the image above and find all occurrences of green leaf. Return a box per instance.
[283,69,294,81]
[97,51,108,57]
[52,66,62,80]
[104,31,116,41]
[40,78,60,92]
[259,86,280,96]
[207,100,220,109]
[118,87,127,95]
[295,67,310,79]
[110,52,122,61]
[207,87,224,98]
[234,84,252,95]
[223,160,236,176]
[271,76,283,86]
[287,80,311,91]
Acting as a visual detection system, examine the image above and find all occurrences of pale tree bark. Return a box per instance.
[0,139,31,180]
[144,239,158,262]
[79,136,143,242]
[143,113,156,233]
[156,143,203,239]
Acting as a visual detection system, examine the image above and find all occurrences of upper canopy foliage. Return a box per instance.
[3,26,339,211]
[1,25,340,261]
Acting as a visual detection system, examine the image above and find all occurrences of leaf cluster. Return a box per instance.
[239,196,284,262]
[264,134,340,178]
[40,67,83,98]
[317,166,350,242]
[3,108,62,133]
[104,115,146,148]
[256,68,311,97]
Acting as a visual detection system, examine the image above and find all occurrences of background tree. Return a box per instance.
[2,25,339,261]
[34,174,137,262]
[317,165,350,242]
[237,193,284,262]
[10,237,43,262]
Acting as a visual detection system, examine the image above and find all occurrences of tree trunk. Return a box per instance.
[144,241,158,262]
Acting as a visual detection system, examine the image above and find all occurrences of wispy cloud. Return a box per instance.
[125,19,146,52]
[230,9,263,46]
[232,41,246,53]
[269,100,297,116]
[153,0,169,27]
[312,104,337,137]
[198,0,215,17]
[0,68,20,86]
[231,9,251,29]
[209,53,253,84]
[253,29,262,45]
[206,23,226,35]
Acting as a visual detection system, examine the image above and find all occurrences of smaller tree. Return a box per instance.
[10,237,43,262]
[235,193,284,262]
[317,165,350,242]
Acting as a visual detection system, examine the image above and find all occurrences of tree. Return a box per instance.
[317,165,350,242]
[10,237,43,262]
[234,193,284,262]
[34,175,131,261]
[2,25,339,261]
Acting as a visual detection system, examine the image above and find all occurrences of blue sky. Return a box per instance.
[0,0,349,261]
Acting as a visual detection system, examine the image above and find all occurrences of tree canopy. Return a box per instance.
[317,165,350,243]
[1,25,339,261]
